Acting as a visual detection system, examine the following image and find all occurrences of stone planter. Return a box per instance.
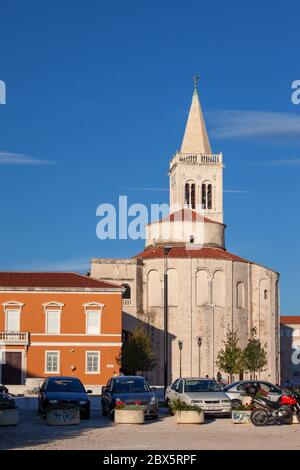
[175,410,204,424]
[232,410,252,424]
[241,396,252,407]
[292,414,300,424]
[0,408,18,426]
[114,409,145,424]
[46,408,80,426]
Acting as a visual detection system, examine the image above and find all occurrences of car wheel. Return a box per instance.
[231,399,242,410]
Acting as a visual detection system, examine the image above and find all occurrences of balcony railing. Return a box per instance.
[0,332,30,345]
[122,299,132,307]
[171,152,223,166]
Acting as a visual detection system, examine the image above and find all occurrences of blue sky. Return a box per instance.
[0,0,299,313]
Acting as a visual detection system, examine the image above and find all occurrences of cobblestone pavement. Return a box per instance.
[1,409,300,450]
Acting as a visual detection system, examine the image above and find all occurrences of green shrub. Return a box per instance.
[115,404,145,411]
[170,398,202,414]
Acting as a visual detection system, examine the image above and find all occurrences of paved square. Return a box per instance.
[1,409,300,450]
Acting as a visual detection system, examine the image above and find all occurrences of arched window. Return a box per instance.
[201,184,206,209]
[122,284,131,300]
[184,181,196,209]
[191,183,195,209]
[207,184,212,209]
[167,268,179,306]
[185,183,190,207]
[212,270,225,307]
[259,279,269,304]
[201,182,213,210]
[148,270,161,307]
[237,282,245,308]
[196,270,209,306]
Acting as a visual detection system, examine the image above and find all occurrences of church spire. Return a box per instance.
[180,76,212,154]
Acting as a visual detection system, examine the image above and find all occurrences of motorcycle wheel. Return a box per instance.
[250,409,269,426]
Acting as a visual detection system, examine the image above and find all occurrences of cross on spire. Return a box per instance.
[193,74,199,92]
[180,76,212,154]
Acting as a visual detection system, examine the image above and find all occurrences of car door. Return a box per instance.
[167,379,180,402]
[174,379,184,400]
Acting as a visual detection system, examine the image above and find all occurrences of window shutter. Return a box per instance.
[46,311,60,334]
[87,311,99,334]
[6,310,20,331]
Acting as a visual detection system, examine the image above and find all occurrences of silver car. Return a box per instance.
[223,380,284,408]
[165,378,232,416]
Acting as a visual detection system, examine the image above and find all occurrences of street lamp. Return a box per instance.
[163,246,172,394]
[178,339,183,378]
[209,303,216,378]
[196,336,202,377]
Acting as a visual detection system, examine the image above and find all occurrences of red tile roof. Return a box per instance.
[133,246,250,262]
[280,316,300,325]
[0,272,122,290]
[151,209,223,226]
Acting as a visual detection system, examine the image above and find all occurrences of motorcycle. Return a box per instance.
[250,393,300,426]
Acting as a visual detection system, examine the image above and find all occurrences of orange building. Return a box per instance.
[0,272,123,386]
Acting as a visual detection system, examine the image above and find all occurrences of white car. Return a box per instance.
[223,380,284,408]
[165,377,232,417]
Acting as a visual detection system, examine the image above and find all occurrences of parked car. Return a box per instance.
[101,375,159,420]
[165,378,232,417]
[38,376,92,419]
[223,380,284,409]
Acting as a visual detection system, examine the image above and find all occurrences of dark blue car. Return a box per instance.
[101,375,159,419]
[38,376,92,419]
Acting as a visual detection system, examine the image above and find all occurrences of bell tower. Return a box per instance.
[169,77,224,223]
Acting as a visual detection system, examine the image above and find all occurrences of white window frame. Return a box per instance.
[82,302,104,336]
[45,309,61,335]
[85,310,101,335]
[85,351,100,374]
[43,302,64,335]
[2,301,24,332]
[45,350,60,374]
[5,309,21,332]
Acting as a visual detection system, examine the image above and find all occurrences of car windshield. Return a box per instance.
[185,380,222,393]
[112,378,150,393]
[47,379,85,393]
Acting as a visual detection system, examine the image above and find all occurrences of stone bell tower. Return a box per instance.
[169,77,224,223]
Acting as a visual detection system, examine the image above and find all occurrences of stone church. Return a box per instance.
[91,82,280,385]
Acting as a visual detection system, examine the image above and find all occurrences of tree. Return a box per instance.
[216,328,243,383]
[242,327,267,379]
[117,327,157,376]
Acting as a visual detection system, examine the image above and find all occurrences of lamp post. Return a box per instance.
[178,340,183,378]
[163,246,172,394]
[210,303,216,378]
[196,336,202,377]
